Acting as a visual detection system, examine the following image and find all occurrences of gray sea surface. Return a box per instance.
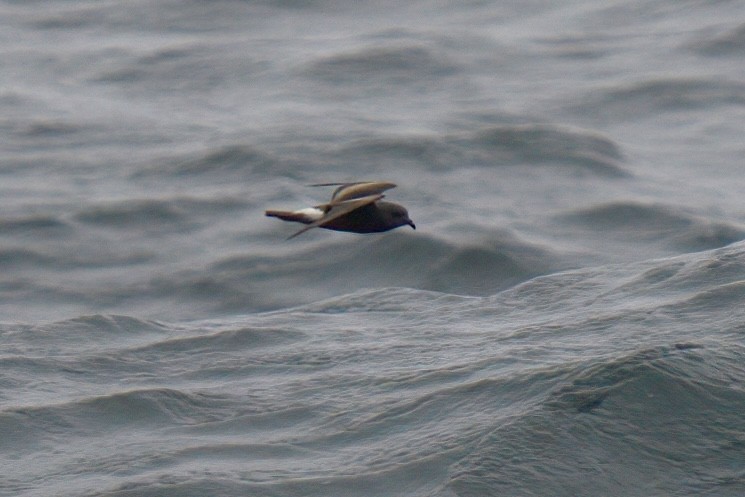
[2,1,745,496]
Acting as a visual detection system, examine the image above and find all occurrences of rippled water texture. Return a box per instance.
[2,0,745,496]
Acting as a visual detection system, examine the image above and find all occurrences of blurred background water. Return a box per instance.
[2,1,745,496]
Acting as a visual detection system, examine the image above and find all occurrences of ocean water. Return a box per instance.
[2,0,745,495]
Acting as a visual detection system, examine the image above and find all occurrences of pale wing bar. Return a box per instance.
[287,194,384,239]
[310,182,397,202]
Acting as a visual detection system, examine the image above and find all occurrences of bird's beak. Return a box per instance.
[408,220,416,230]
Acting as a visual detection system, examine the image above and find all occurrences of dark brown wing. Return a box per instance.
[287,194,384,239]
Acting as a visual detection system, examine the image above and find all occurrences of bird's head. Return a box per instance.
[387,203,416,230]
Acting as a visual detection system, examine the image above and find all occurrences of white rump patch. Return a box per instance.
[294,207,324,221]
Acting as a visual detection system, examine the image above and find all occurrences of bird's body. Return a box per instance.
[265,182,415,239]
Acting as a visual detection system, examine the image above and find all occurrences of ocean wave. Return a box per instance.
[203,231,562,312]
[75,200,188,229]
[91,43,263,94]
[74,196,246,231]
[692,22,745,56]
[47,314,169,336]
[16,119,86,138]
[0,315,168,356]
[127,324,307,356]
[5,388,230,433]
[572,77,745,119]
[297,287,472,314]
[548,343,708,413]
[135,144,290,180]
[556,201,745,251]
[0,247,55,268]
[467,124,627,175]
[340,135,447,169]
[0,214,70,235]
[450,343,745,497]
[336,124,627,176]
[304,44,459,85]
[5,243,745,496]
